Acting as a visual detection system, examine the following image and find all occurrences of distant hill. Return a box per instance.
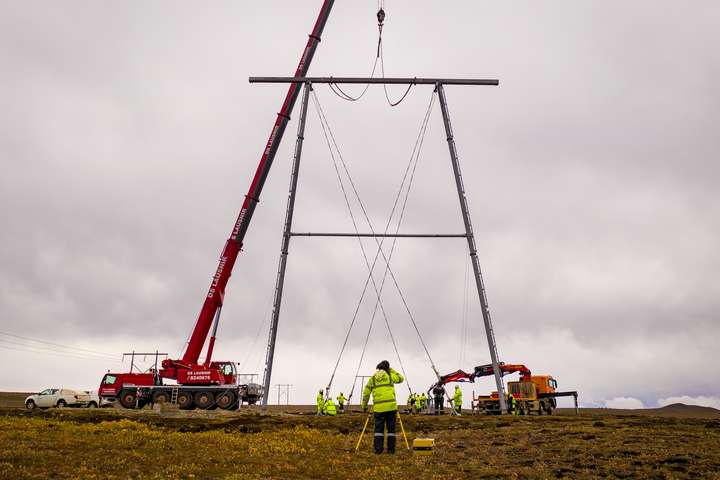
[654,403,720,416]
[564,402,720,418]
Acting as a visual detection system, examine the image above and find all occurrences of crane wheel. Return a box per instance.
[118,390,138,409]
[194,391,215,410]
[216,391,237,410]
[152,391,170,405]
[177,391,194,410]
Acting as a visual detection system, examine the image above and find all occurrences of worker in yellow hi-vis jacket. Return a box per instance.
[316,390,324,416]
[362,360,404,454]
[453,385,462,414]
[336,392,347,413]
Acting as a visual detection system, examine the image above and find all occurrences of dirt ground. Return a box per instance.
[1,396,719,479]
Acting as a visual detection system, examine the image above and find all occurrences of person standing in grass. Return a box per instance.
[362,360,404,454]
[316,390,324,416]
[432,383,446,415]
[336,392,347,413]
[453,385,463,414]
[508,393,517,415]
[407,393,415,414]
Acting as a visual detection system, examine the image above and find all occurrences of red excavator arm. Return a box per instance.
[160,0,336,379]
[432,362,532,389]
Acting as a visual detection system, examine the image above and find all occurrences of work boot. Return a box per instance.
[387,433,396,453]
[374,434,383,454]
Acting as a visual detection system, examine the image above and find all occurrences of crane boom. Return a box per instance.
[176,0,335,368]
[430,362,532,390]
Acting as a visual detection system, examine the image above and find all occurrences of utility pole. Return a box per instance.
[436,82,507,413]
[261,83,312,406]
[353,375,371,406]
[275,384,292,405]
[250,76,506,413]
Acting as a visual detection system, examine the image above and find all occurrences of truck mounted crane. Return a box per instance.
[98,0,336,410]
[431,362,578,415]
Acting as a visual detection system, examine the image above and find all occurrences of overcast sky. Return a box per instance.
[1,1,718,409]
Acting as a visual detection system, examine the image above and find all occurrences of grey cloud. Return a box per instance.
[0,1,718,406]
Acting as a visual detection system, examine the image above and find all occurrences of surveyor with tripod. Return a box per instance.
[361,360,404,454]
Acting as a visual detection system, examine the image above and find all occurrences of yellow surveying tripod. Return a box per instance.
[355,410,409,452]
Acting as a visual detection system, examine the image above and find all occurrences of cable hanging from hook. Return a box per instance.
[327,1,413,107]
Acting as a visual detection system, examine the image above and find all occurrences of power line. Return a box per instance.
[0,331,119,360]
[347,90,437,398]
[313,90,411,394]
[0,342,122,362]
[312,88,443,384]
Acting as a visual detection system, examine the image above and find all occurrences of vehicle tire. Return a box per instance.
[118,390,138,409]
[56,399,67,408]
[177,391,194,410]
[152,391,170,404]
[87,402,98,408]
[26,400,37,410]
[194,391,215,410]
[216,391,237,410]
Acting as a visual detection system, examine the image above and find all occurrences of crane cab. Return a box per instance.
[506,375,557,401]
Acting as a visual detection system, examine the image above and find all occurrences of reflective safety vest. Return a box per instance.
[325,399,337,416]
[453,388,462,407]
[316,392,324,411]
[337,394,346,406]
[362,368,404,413]
[509,395,516,410]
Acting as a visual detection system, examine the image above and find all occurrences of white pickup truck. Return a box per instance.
[25,388,92,409]
[84,390,113,408]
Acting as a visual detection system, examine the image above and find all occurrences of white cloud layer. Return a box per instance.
[604,397,645,409]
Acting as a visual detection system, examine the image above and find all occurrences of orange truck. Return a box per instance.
[432,363,578,415]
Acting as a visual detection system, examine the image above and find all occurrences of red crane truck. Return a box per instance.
[98,0,336,410]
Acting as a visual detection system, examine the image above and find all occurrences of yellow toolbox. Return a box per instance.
[412,438,435,455]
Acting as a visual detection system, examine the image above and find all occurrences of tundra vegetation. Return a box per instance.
[0,405,719,479]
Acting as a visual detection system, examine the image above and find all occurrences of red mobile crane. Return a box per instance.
[98,1,336,410]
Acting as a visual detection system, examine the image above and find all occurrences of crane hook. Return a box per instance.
[377,8,385,26]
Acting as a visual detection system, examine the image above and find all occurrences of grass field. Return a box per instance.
[1,401,720,479]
